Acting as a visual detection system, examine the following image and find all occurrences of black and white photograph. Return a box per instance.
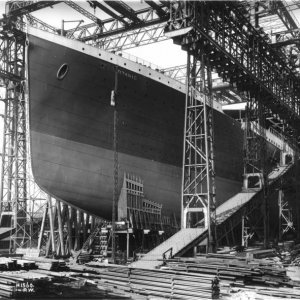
[0,0,299,298]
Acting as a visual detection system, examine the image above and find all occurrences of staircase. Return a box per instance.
[130,228,206,269]
[81,222,102,251]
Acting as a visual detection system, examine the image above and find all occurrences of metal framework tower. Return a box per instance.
[278,189,295,241]
[0,5,49,253]
[163,2,217,251]
[243,94,266,178]
[181,51,216,252]
[241,214,254,248]
[0,30,30,250]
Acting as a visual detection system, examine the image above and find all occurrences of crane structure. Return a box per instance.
[0,22,30,251]
[0,0,299,255]
[164,0,299,247]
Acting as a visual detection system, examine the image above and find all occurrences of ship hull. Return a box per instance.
[27,28,253,219]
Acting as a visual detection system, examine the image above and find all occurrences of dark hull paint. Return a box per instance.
[27,29,270,219]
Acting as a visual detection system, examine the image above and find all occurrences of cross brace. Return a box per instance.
[165,1,300,142]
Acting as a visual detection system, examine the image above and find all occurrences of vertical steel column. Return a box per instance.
[278,189,295,241]
[278,189,283,242]
[13,72,29,249]
[181,50,216,251]
[0,33,30,251]
[56,200,65,256]
[168,1,216,252]
[0,80,15,217]
[205,56,217,252]
[37,202,48,251]
[47,196,56,255]
[243,91,268,247]
[243,93,266,175]
[241,213,253,247]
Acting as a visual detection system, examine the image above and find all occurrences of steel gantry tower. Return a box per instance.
[164,0,300,247]
[0,22,29,250]
[165,2,217,252]
[0,1,61,252]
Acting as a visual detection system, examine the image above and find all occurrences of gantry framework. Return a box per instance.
[0,26,30,250]
[0,1,300,252]
[165,0,300,247]
[180,52,217,251]
[165,2,300,138]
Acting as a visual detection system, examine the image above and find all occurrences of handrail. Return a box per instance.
[162,247,173,260]
[115,51,162,72]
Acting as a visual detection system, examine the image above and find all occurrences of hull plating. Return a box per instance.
[27,28,247,219]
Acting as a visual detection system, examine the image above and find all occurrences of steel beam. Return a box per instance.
[271,0,299,33]
[26,15,58,34]
[145,1,167,18]
[181,50,216,251]
[5,1,61,18]
[165,1,300,144]
[65,6,168,42]
[104,1,142,24]
[243,93,267,175]
[64,0,102,25]
[278,189,295,240]
[98,23,166,51]
[88,1,128,25]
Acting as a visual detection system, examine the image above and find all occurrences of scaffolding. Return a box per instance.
[37,196,103,257]
[278,189,295,240]
[164,2,217,252]
[0,26,31,251]
[118,173,164,231]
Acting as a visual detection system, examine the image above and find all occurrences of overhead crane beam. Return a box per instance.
[26,14,58,34]
[5,1,61,18]
[88,1,128,25]
[159,1,172,8]
[64,0,102,26]
[271,0,299,33]
[269,0,300,50]
[1,2,169,54]
[67,7,168,43]
[81,18,165,41]
[1,2,168,52]
[145,1,167,19]
[272,37,300,47]
[104,0,142,24]
[98,23,167,51]
[0,1,59,36]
